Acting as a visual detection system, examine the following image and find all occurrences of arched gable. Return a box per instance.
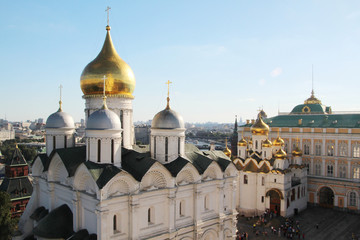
[73,164,99,196]
[141,162,174,190]
[102,171,138,199]
[202,161,222,181]
[176,163,201,185]
[201,228,218,240]
[232,158,244,170]
[265,188,284,199]
[224,163,238,177]
[32,156,44,177]
[47,153,68,183]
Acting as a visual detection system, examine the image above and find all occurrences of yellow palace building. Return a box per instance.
[239,90,360,212]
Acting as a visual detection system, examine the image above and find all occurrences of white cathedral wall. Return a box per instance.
[84,97,134,149]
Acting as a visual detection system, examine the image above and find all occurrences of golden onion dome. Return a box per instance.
[223,146,231,158]
[250,112,269,135]
[238,137,247,147]
[274,149,287,159]
[80,25,136,98]
[292,146,303,157]
[273,136,285,146]
[262,139,272,148]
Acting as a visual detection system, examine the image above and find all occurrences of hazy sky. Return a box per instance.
[1,1,360,123]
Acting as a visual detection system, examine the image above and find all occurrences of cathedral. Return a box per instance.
[233,113,308,217]
[16,24,238,240]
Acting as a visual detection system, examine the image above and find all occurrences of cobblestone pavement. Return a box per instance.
[236,206,360,240]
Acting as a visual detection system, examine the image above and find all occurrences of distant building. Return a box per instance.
[135,124,150,144]
[0,122,15,141]
[240,91,360,213]
[0,145,33,218]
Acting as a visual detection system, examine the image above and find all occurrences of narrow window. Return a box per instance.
[261,177,265,186]
[261,196,264,203]
[255,140,258,149]
[120,110,124,147]
[53,136,56,151]
[64,136,67,148]
[148,208,152,224]
[111,139,114,164]
[113,215,117,232]
[97,139,101,163]
[180,200,185,216]
[204,195,209,210]
[165,137,168,162]
[244,175,248,184]
[87,139,90,161]
[178,137,181,155]
[297,186,300,199]
[154,137,157,159]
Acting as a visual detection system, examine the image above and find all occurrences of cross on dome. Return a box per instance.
[105,6,111,26]
[58,84,63,112]
[165,80,172,109]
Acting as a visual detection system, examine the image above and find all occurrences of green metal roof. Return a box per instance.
[33,204,74,239]
[242,113,360,128]
[85,161,121,189]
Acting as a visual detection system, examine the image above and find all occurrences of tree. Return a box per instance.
[0,192,16,240]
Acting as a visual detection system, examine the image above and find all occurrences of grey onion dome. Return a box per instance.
[152,108,185,129]
[46,111,75,129]
[86,108,121,130]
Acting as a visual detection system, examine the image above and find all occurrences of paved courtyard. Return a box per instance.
[236,206,360,240]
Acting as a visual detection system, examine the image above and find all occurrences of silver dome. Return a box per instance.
[46,111,75,129]
[86,109,121,130]
[152,108,185,129]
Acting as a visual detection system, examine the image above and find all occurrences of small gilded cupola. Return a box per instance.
[250,111,269,152]
[292,139,303,165]
[273,148,289,170]
[45,86,75,156]
[150,81,185,164]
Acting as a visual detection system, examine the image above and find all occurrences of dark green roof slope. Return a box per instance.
[68,229,90,240]
[85,161,121,189]
[185,152,213,174]
[242,113,360,128]
[33,204,74,239]
[121,148,156,181]
[164,157,190,177]
[33,154,49,168]
[44,146,86,176]
[7,147,27,166]
[30,206,48,221]
[202,150,232,171]
[0,177,33,200]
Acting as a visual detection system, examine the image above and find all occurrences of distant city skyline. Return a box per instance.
[1,1,360,123]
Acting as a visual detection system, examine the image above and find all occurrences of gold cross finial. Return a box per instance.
[165,80,172,109]
[58,84,63,112]
[102,75,108,109]
[105,6,111,26]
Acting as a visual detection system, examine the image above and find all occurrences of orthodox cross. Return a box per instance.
[165,80,172,98]
[58,84,63,111]
[105,6,111,26]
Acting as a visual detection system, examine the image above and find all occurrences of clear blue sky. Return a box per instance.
[1,1,360,123]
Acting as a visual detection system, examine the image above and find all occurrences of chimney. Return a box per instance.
[246,119,250,124]
[298,119,302,125]
[251,119,255,124]
[210,142,215,151]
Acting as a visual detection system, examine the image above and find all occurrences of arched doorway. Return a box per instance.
[266,189,282,214]
[319,187,334,208]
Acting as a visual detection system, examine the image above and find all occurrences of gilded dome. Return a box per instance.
[262,139,272,148]
[274,149,287,159]
[251,112,269,135]
[223,147,231,158]
[238,137,247,147]
[292,146,303,157]
[273,136,285,146]
[80,26,136,98]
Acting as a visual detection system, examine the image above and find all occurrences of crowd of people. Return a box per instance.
[235,209,306,239]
